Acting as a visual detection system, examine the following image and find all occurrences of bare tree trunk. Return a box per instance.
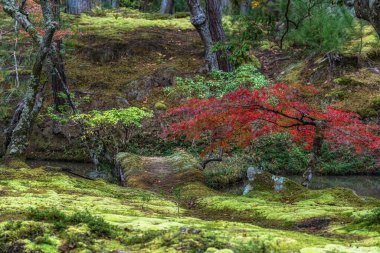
[1,0,57,161]
[48,2,68,113]
[239,0,250,15]
[160,0,174,14]
[221,0,232,15]
[354,0,380,37]
[66,0,93,14]
[139,0,151,11]
[66,0,118,14]
[50,42,68,112]
[205,0,233,72]
[302,121,325,188]
[187,0,219,71]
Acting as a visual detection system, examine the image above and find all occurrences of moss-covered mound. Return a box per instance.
[116,150,204,192]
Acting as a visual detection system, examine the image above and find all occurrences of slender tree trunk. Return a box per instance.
[187,0,219,71]
[66,0,118,14]
[205,0,233,72]
[139,0,151,11]
[50,42,68,112]
[302,121,325,188]
[66,0,93,14]
[160,0,174,14]
[239,0,250,15]
[49,2,68,113]
[220,0,232,15]
[354,0,380,37]
[51,0,61,22]
[2,0,57,161]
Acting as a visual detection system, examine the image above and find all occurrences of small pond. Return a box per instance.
[289,175,380,199]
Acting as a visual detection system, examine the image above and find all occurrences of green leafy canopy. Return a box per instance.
[73,107,153,128]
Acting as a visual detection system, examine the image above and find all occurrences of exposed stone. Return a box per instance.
[247,166,262,181]
[272,175,285,192]
[180,227,201,234]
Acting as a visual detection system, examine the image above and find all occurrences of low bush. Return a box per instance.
[165,64,268,99]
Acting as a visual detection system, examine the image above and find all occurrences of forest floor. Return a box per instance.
[0,152,380,252]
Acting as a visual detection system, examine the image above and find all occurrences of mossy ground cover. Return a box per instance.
[1,160,380,252]
[67,9,192,38]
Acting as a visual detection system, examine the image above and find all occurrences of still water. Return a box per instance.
[289,175,380,199]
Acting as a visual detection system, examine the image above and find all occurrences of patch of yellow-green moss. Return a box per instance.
[154,101,167,110]
[0,165,379,252]
[72,10,192,39]
[281,62,306,84]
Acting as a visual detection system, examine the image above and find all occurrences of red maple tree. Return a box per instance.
[164,83,380,186]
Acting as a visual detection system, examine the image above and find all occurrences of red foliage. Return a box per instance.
[15,0,78,41]
[164,83,380,156]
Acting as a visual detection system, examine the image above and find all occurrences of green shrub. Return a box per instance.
[204,156,247,189]
[285,2,356,53]
[167,64,268,99]
[251,133,377,175]
[355,207,380,225]
[251,133,309,175]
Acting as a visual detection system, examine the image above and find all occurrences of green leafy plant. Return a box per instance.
[166,64,268,99]
[72,107,153,165]
[280,0,356,53]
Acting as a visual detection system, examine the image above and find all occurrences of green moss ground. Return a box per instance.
[69,9,192,38]
[0,163,379,252]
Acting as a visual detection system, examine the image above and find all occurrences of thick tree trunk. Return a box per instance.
[302,121,325,188]
[205,0,233,72]
[239,0,250,15]
[1,0,57,161]
[354,0,380,37]
[187,0,219,71]
[160,0,174,14]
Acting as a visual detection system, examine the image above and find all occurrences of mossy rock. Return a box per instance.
[154,101,167,110]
